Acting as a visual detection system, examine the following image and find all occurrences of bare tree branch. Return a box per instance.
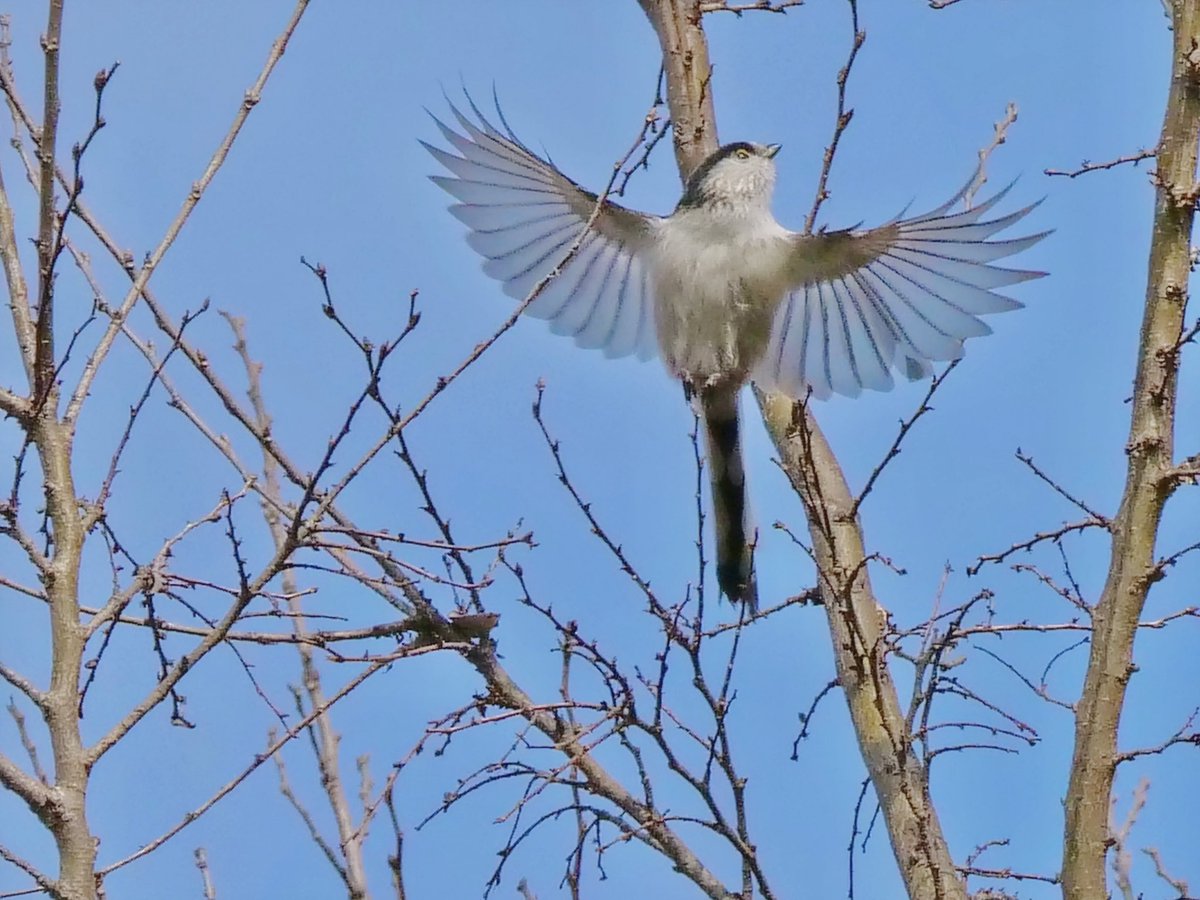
[1142,845,1191,897]
[193,848,216,900]
[1062,3,1200,896]
[63,0,312,429]
[6,700,49,784]
[806,0,863,233]
[0,16,36,392]
[1045,148,1157,179]
[31,0,64,400]
[0,844,57,898]
[964,102,1018,208]
[700,0,806,13]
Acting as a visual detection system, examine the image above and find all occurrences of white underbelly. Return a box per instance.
[649,223,789,385]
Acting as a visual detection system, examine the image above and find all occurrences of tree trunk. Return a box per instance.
[1061,2,1200,896]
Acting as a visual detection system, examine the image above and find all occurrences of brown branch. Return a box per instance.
[62,0,313,429]
[853,360,958,516]
[0,750,55,830]
[958,864,1060,887]
[974,645,1074,712]
[532,384,662,609]
[953,605,1197,638]
[805,0,863,233]
[298,94,668,530]
[637,0,719,178]
[0,660,45,709]
[0,16,36,392]
[636,3,970,894]
[32,0,64,400]
[968,517,1107,575]
[964,102,1018,209]
[86,489,292,765]
[84,486,245,638]
[699,0,806,13]
[1062,4,1200,896]
[1117,707,1200,763]
[758,391,968,899]
[1108,778,1149,900]
[385,790,406,899]
[1014,449,1110,523]
[1045,148,1156,179]
[269,726,350,887]
[6,700,48,784]
[1142,846,1191,897]
[0,844,56,897]
[615,67,669,198]
[96,646,418,879]
[193,848,216,900]
[464,645,734,898]
[82,608,419,646]
[792,678,840,751]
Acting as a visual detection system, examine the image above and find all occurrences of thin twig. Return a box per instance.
[63,0,314,427]
[5,700,48,783]
[853,361,958,516]
[194,848,217,900]
[1045,148,1156,179]
[805,0,863,233]
[699,0,806,14]
[964,102,1018,208]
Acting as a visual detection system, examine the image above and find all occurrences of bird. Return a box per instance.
[423,95,1047,612]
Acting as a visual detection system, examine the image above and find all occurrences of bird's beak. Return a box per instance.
[765,143,782,159]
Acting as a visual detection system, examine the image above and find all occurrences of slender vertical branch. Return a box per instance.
[0,22,35,393]
[636,0,718,178]
[26,4,104,894]
[805,0,863,234]
[757,393,967,900]
[1061,1,1200,896]
[33,0,63,398]
[225,312,371,899]
[638,2,968,897]
[63,0,312,429]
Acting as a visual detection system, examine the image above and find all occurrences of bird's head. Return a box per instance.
[676,141,781,212]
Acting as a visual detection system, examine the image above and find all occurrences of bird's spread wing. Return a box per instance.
[424,96,661,360]
[755,175,1049,400]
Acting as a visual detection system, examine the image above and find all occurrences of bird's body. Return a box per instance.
[651,197,789,385]
[425,99,1047,612]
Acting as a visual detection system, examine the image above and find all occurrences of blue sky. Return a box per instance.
[1,2,1196,898]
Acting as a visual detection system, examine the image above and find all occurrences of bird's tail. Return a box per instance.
[700,386,758,612]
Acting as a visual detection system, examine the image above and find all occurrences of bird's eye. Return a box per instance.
[735,148,751,160]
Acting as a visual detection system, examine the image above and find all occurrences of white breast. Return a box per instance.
[648,207,791,385]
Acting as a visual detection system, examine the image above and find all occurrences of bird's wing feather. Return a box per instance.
[755,173,1049,399]
[424,95,661,360]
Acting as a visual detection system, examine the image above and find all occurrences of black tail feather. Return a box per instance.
[700,387,758,611]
